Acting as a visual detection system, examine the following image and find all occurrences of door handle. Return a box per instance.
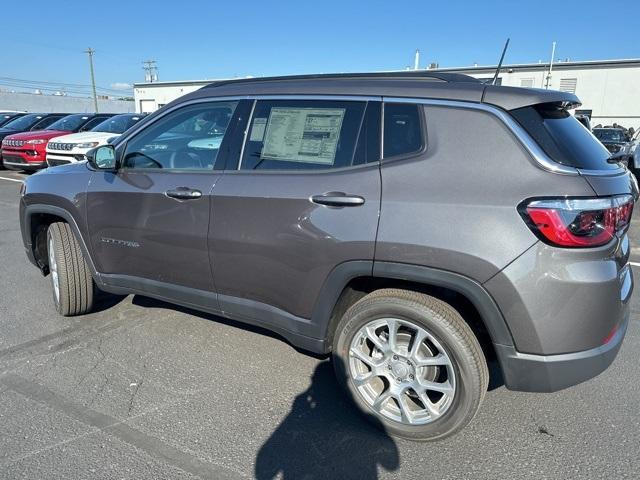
[310,192,365,207]
[165,187,203,200]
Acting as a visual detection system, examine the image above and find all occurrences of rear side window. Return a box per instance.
[240,100,366,171]
[383,103,424,158]
[511,104,616,170]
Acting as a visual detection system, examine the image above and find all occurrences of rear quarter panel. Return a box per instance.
[376,104,598,283]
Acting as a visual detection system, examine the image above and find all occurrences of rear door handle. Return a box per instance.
[310,192,365,207]
[165,187,203,200]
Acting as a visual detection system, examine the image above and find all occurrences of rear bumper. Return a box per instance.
[496,310,629,392]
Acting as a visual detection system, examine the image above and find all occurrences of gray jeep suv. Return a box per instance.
[19,72,636,441]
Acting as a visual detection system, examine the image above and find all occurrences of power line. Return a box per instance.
[0,76,131,94]
[0,81,100,96]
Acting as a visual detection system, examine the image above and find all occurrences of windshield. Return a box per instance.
[1,114,44,131]
[0,114,19,126]
[91,114,143,134]
[593,129,626,143]
[45,114,90,132]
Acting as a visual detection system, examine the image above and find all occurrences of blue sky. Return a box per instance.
[1,0,638,95]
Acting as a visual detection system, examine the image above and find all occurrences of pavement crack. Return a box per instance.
[74,339,107,389]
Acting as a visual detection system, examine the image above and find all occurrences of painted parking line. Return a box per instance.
[0,176,23,183]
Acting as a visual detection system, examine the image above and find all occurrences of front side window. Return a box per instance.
[383,103,424,158]
[240,100,367,171]
[122,101,238,171]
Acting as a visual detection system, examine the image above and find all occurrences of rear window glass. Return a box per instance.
[511,104,616,170]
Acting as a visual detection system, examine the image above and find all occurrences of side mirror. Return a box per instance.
[87,145,117,170]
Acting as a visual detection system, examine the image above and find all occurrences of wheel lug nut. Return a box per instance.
[387,365,392,370]
[409,374,414,379]
[393,355,398,360]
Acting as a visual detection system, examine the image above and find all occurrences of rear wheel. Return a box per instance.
[332,288,488,441]
[47,222,95,316]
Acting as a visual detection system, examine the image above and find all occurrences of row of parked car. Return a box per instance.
[591,126,640,172]
[0,111,144,171]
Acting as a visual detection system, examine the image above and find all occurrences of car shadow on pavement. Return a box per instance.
[130,295,326,357]
[91,292,128,313]
[254,359,400,480]
[131,294,400,477]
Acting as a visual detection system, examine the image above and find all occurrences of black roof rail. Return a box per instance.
[203,71,481,89]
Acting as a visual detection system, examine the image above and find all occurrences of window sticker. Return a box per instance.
[249,117,267,142]
[261,108,345,164]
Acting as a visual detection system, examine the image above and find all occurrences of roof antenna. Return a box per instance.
[492,38,510,85]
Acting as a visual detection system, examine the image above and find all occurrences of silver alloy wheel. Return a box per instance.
[348,317,456,425]
[48,235,60,302]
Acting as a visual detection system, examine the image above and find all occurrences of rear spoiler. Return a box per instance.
[481,85,581,111]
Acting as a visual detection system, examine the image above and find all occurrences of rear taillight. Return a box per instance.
[520,195,634,247]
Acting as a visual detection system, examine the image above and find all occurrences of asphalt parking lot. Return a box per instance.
[0,170,639,480]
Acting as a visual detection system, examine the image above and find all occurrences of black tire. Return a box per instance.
[47,222,95,316]
[332,288,488,441]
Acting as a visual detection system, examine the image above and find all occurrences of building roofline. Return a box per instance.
[432,58,640,73]
[133,79,227,88]
[132,58,640,89]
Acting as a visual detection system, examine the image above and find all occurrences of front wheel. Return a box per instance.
[47,222,95,316]
[332,288,488,441]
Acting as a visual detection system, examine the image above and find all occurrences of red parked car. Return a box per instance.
[2,113,113,171]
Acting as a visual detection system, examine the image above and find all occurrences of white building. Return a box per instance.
[433,58,640,130]
[133,80,219,113]
[133,59,640,129]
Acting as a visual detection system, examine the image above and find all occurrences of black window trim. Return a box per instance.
[380,101,428,163]
[111,94,624,178]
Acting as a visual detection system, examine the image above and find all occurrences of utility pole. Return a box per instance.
[142,60,158,83]
[85,47,99,112]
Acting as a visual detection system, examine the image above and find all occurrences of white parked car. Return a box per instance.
[46,113,144,166]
